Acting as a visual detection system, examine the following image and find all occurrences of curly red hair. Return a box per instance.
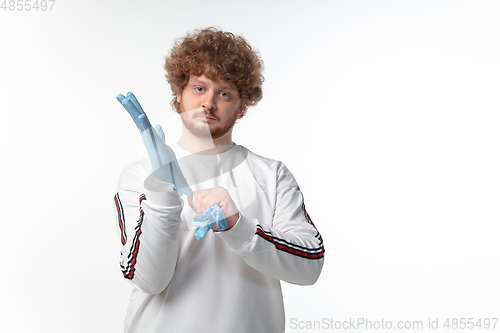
[164,27,264,119]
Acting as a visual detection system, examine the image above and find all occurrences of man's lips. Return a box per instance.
[186,107,217,121]
[197,115,217,122]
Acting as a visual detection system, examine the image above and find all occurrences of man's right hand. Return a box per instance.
[116,92,193,198]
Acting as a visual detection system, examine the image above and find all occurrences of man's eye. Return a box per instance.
[196,87,204,92]
[220,92,229,98]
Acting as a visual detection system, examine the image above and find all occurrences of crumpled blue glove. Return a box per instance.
[116,92,193,198]
[192,205,227,239]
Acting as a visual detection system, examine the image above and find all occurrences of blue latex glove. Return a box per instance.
[116,92,193,198]
[192,205,227,239]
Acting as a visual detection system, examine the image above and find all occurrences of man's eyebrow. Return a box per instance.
[218,83,238,91]
[190,77,237,91]
[190,77,205,85]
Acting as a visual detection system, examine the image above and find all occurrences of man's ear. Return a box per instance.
[176,93,182,104]
[239,105,245,116]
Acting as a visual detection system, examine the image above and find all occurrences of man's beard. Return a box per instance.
[179,104,239,140]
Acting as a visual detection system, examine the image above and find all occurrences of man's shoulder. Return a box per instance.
[116,158,151,191]
[238,144,282,170]
[121,157,151,175]
[238,145,297,186]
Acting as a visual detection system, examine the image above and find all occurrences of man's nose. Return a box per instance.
[202,91,216,110]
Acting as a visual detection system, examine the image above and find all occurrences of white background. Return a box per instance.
[1,0,499,332]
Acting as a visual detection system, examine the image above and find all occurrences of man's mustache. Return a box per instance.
[184,107,217,120]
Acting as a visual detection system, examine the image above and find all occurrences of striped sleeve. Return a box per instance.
[119,195,145,280]
[255,223,324,260]
[114,192,127,246]
[113,162,184,294]
[249,186,324,285]
[217,163,325,285]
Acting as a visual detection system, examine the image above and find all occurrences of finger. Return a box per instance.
[126,92,145,114]
[190,191,201,214]
[116,93,126,104]
[193,191,206,214]
[194,191,206,215]
[116,93,151,132]
[136,113,153,132]
[116,94,140,118]
[155,124,166,142]
[130,93,153,132]
[187,196,194,210]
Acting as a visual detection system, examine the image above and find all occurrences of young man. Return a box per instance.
[114,27,324,333]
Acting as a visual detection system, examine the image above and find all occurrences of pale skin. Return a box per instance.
[177,74,244,230]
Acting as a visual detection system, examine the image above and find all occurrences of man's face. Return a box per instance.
[177,74,243,140]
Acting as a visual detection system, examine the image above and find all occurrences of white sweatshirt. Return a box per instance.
[113,143,324,333]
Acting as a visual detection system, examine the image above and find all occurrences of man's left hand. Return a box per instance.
[188,186,240,231]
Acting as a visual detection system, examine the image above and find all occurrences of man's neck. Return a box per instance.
[177,126,235,156]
